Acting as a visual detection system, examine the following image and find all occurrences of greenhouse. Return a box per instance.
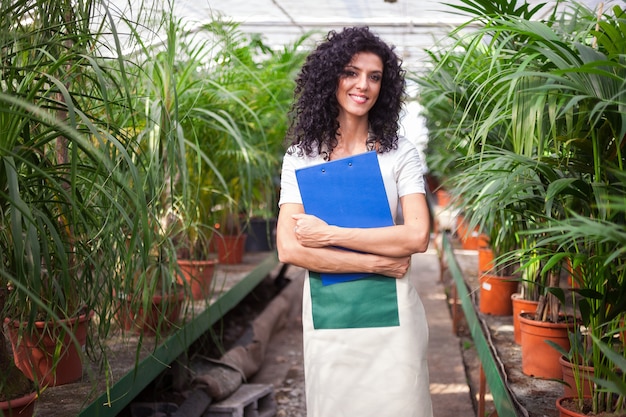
[1,0,624,416]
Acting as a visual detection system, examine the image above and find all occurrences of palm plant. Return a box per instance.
[179,19,311,238]
[418,0,560,291]
[123,10,216,271]
[0,0,240,400]
[509,10,626,413]
[419,0,626,413]
[529,169,626,414]
[0,0,156,401]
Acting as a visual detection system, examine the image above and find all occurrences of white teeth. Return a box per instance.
[351,94,367,103]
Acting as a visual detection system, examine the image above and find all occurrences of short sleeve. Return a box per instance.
[278,151,303,207]
[395,138,426,197]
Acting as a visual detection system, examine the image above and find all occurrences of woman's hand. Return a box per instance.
[292,213,332,248]
[278,204,412,279]
[291,212,410,279]
[375,255,411,278]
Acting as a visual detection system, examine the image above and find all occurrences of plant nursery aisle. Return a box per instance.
[439,239,569,417]
[30,236,565,417]
[123,243,478,417]
[117,241,478,417]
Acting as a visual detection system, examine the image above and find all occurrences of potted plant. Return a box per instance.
[557,330,595,400]
[0,141,98,385]
[416,0,626,383]
[416,0,555,320]
[117,236,186,336]
[533,213,626,415]
[119,12,223,308]
[171,209,218,301]
[181,21,310,259]
[213,205,248,265]
[511,4,626,411]
[0,2,127,388]
[556,333,626,416]
[0,0,192,398]
[0,288,37,417]
[450,160,527,317]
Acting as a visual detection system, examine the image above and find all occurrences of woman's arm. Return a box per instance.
[276,202,411,278]
[292,193,430,257]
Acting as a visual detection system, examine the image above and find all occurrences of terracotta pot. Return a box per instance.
[118,290,184,336]
[478,247,495,274]
[555,396,591,417]
[511,293,540,345]
[216,234,247,264]
[479,273,518,316]
[5,310,94,387]
[519,312,577,379]
[456,215,468,245]
[436,189,451,207]
[559,355,594,398]
[0,391,37,417]
[177,259,217,300]
[461,230,480,250]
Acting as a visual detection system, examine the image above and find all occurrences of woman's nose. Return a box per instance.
[356,75,368,90]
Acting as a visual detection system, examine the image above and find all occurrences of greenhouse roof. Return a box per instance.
[109,0,614,148]
[166,0,610,72]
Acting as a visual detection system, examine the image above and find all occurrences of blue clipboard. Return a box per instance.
[295,151,393,285]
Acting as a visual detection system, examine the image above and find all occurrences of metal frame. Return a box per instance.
[441,234,520,417]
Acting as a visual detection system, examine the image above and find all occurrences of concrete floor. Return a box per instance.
[414,245,476,417]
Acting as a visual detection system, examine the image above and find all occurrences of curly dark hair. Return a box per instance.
[285,26,406,159]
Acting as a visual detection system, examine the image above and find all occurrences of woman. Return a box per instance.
[277,26,433,417]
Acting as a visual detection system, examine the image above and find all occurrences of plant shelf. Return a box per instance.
[33,251,280,417]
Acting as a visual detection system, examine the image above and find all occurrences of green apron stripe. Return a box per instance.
[309,272,400,329]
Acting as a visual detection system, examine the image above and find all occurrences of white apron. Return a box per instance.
[302,269,433,417]
[279,137,433,417]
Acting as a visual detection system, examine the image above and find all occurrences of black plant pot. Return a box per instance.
[244,217,277,252]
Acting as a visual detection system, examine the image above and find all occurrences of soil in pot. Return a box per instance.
[557,397,589,417]
[555,397,626,417]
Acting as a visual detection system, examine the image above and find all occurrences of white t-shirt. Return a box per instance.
[279,136,425,224]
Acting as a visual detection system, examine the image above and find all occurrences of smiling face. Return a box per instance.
[336,52,383,120]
